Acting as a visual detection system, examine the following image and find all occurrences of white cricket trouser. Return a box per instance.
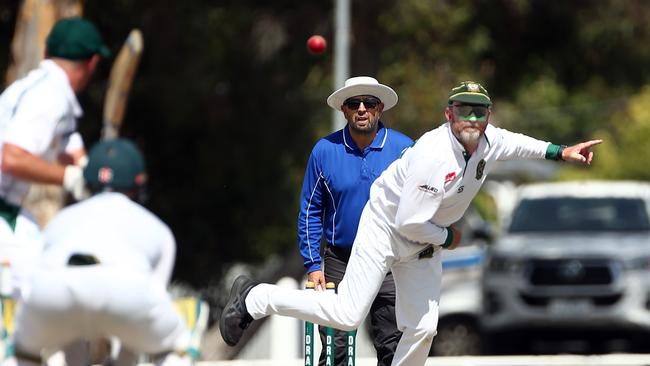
[246,207,442,366]
[14,266,190,356]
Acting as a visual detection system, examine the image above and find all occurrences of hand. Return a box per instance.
[63,165,89,201]
[561,139,603,165]
[445,225,462,250]
[308,270,326,291]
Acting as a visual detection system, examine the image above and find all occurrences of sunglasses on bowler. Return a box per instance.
[452,104,490,120]
[344,97,381,110]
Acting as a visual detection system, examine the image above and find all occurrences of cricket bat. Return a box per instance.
[102,29,144,140]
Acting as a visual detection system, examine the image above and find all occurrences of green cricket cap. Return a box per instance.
[84,138,146,190]
[46,17,111,60]
[448,81,492,106]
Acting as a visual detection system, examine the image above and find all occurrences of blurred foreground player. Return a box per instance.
[8,138,192,366]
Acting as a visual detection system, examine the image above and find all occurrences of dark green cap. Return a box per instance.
[84,138,146,191]
[46,17,111,60]
[448,81,492,106]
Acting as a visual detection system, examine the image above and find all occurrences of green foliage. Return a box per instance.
[472,190,498,224]
[562,85,650,181]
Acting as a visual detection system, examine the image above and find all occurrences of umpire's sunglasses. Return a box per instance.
[344,96,381,110]
[451,104,490,121]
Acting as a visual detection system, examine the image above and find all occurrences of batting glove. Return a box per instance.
[77,155,88,168]
[63,165,89,201]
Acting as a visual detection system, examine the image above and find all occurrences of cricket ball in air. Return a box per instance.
[307,35,327,55]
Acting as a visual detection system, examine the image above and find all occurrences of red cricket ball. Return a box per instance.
[307,35,327,55]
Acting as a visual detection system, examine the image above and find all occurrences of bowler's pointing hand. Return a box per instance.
[562,139,603,165]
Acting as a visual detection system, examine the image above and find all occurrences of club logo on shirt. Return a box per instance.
[476,159,486,180]
[444,172,457,183]
[418,184,439,195]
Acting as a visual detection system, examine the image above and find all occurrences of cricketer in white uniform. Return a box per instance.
[0,17,111,291]
[220,81,603,365]
[10,139,192,366]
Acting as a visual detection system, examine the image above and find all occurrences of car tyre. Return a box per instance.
[430,317,482,356]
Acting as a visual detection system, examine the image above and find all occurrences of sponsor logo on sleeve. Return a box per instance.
[418,184,439,195]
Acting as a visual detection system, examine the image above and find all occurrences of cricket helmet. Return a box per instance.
[84,138,146,191]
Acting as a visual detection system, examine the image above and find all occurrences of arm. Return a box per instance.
[492,127,603,165]
[491,127,550,160]
[394,155,454,247]
[2,143,65,184]
[2,143,85,199]
[297,150,325,279]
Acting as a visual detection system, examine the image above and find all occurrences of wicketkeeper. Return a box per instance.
[9,139,192,366]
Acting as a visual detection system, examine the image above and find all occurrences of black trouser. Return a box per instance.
[318,245,402,366]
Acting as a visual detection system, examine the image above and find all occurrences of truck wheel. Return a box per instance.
[430,318,482,356]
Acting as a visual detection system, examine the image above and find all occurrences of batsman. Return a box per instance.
[0,17,110,292]
[221,81,603,365]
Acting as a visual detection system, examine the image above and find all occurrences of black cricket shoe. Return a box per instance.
[220,275,257,346]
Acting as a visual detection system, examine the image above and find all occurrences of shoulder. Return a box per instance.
[113,196,176,242]
[21,85,67,112]
[406,124,452,159]
[312,129,344,154]
[386,128,414,146]
[484,124,510,144]
[418,123,450,143]
[125,199,174,236]
[9,71,68,115]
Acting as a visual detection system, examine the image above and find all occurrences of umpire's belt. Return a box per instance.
[0,196,20,232]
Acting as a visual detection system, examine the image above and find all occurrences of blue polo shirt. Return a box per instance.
[298,122,413,273]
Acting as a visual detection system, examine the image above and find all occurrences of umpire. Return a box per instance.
[297,77,413,365]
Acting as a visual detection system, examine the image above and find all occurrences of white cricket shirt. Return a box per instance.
[40,192,176,286]
[0,60,84,206]
[369,122,550,246]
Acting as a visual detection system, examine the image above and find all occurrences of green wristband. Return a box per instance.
[545,144,565,161]
[441,228,454,248]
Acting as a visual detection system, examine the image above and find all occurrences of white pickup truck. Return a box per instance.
[481,180,650,354]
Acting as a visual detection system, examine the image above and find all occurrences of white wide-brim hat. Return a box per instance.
[327,76,398,111]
